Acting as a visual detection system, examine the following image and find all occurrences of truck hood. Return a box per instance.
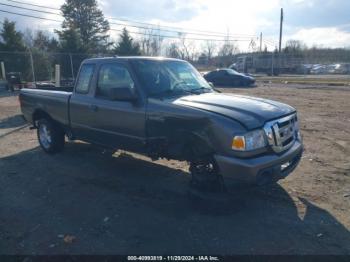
[173,92,296,130]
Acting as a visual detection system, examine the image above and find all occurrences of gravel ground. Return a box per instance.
[0,84,349,255]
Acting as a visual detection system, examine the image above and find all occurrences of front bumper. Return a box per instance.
[214,141,303,185]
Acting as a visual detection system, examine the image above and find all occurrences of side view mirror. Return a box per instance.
[108,86,137,101]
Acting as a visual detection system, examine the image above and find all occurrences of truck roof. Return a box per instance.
[83,56,185,64]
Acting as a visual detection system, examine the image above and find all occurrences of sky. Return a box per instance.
[1,0,350,51]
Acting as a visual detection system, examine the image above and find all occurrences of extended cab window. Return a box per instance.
[75,64,94,94]
[97,63,135,98]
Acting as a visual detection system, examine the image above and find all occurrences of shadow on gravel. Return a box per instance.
[0,142,349,255]
[0,114,26,129]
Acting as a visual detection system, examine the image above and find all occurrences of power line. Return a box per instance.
[110,28,252,42]
[0,2,59,15]
[0,50,94,55]
[107,16,256,37]
[0,8,254,42]
[4,0,257,38]
[263,40,277,48]
[0,8,61,22]
[6,0,59,10]
[264,39,278,46]
[108,21,254,39]
[0,1,255,39]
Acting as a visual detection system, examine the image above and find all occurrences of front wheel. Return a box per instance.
[37,119,65,154]
[189,158,225,192]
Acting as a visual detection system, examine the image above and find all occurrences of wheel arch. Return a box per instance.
[32,109,52,127]
[181,131,216,161]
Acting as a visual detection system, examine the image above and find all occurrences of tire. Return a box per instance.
[37,119,65,154]
[189,157,226,193]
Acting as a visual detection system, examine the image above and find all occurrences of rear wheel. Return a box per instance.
[189,157,225,192]
[37,119,65,154]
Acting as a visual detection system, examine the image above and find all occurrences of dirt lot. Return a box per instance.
[0,84,349,255]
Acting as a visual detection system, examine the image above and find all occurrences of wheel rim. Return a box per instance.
[39,124,52,149]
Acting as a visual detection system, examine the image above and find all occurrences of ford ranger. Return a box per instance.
[19,57,303,191]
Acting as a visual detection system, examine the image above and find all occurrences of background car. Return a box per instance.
[203,69,256,87]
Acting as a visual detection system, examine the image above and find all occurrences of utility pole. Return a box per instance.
[279,8,284,53]
[29,51,36,86]
[55,64,61,87]
[1,61,5,80]
[260,32,263,52]
[69,53,75,81]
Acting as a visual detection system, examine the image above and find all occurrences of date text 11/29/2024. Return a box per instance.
[127,256,220,261]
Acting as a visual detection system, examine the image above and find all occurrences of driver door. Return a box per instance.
[90,62,146,151]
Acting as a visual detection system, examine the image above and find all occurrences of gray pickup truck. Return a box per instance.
[20,57,303,191]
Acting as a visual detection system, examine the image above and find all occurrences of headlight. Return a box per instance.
[232,129,267,151]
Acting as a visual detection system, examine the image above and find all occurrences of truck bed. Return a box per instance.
[20,88,72,127]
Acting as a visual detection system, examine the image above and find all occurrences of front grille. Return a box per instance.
[264,114,298,153]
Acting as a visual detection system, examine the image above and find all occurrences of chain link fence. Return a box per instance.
[0,51,101,88]
[1,50,350,88]
[229,52,350,76]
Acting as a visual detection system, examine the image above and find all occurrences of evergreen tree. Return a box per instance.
[57,28,87,79]
[0,19,30,80]
[114,28,141,56]
[32,30,59,52]
[56,0,110,53]
[58,28,84,54]
[31,31,59,81]
[0,19,26,51]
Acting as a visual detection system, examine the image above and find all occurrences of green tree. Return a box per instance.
[31,31,59,81]
[114,28,141,56]
[32,30,59,52]
[0,18,26,51]
[58,28,84,53]
[0,19,30,80]
[56,0,110,53]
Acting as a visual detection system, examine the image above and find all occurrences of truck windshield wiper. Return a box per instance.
[150,83,211,98]
[189,87,213,94]
[150,88,191,98]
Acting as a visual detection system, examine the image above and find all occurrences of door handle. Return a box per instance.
[89,104,98,112]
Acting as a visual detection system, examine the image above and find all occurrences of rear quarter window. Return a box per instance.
[75,64,95,94]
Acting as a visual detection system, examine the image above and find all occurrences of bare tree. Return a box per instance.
[177,33,197,61]
[178,33,189,60]
[284,39,305,54]
[217,36,239,66]
[204,40,216,60]
[165,42,181,58]
[218,40,238,57]
[140,27,163,56]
